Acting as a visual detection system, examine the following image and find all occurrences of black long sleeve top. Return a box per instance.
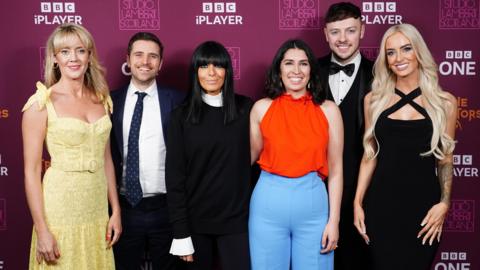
[166,94,253,238]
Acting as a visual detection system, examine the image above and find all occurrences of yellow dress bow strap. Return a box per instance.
[22,81,52,112]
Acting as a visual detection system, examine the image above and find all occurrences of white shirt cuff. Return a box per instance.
[169,237,195,256]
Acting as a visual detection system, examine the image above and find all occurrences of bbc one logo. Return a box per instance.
[434,252,471,270]
[226,47,240,80]
[119,0,160,30]
[439,0,480,29]
[34,2,82,25]
[453,154,478,177]
[0,199,6,231]
[196,2,243,25]
[279,0,320,30]
[439,50,476,76]
[456,97,480,131]
[361,2,403,25]
[444,200,475,232]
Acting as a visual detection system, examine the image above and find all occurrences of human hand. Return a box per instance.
[36,229,60,264]
[417,202,449,245]
[353,203,370,244]
[320,221,339,253]
[106,212,122,248]
[179,254,194,262]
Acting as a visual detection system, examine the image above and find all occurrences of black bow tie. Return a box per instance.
[329,62,355,77]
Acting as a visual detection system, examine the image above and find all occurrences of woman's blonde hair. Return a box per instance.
[44,23,109,102]
[364,23,455,160]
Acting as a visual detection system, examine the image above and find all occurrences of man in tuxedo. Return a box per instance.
[318,2,373,270]
[111,32,184,270]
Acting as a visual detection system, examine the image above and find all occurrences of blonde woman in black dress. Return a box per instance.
[353,24,456,270]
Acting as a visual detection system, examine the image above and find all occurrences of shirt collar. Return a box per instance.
[201,92,223,107]
[127,80,158,98]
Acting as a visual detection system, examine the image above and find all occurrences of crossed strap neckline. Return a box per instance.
[385,87,429,120]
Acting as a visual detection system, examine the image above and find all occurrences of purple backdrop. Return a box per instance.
[1,0,479,269]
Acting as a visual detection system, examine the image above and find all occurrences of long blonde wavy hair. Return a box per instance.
[364,23,455,160]
[44,23,109,102]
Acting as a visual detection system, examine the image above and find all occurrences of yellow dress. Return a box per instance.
[23,82,115,270]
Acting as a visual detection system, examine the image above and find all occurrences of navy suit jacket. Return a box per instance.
[110,82,185,184]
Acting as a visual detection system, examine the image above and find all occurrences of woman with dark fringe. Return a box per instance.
[166,41,252,270]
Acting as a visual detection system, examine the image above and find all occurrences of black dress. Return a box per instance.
[365,88,441,270]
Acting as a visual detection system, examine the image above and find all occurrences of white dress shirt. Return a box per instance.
[169,92,223,256]
[120,80,166,197]
[328,53,362,105]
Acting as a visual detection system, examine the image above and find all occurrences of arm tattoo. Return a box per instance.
[438,162,453,206]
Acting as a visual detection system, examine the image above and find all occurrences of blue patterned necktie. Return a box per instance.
[125,91,148,206]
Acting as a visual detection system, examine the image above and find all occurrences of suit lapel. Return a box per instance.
[355,55,373,129]
[157,84,170,141]
[113,87,128,157]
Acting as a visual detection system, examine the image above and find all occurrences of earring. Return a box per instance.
[280,81,283,88]
[307,81,311,89]
[53,63,58,69]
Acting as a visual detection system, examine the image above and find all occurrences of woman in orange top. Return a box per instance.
[249,39,343,270]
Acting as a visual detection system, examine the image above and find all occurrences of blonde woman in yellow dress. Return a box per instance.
[22,23,122,269]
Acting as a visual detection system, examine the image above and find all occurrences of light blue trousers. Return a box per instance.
[249,171,333,270]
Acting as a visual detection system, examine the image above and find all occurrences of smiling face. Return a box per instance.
[280,48,311,95]
[385,32,419,79]
[127,40,162,89]
[53,34,89,81]
[324,17,364,64]
[197,63,226,96]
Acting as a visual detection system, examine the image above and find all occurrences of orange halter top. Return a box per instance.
[258,93,329,178]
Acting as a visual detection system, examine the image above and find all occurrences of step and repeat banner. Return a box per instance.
[0,0,479,269]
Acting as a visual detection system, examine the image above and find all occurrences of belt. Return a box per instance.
[119,194,167,211]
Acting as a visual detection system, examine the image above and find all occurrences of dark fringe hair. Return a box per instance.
[265,39,326,105]
[185,41,237,124]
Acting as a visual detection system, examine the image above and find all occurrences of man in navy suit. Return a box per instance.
[318,2,373,270]
[111,32,184,270]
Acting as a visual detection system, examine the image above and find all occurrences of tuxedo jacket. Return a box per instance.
[318,54,373,192]
[110,83,185,184]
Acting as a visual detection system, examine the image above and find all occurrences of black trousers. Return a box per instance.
[114,195,181,270]
[186,232,251,270]
[334,185,371,270]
